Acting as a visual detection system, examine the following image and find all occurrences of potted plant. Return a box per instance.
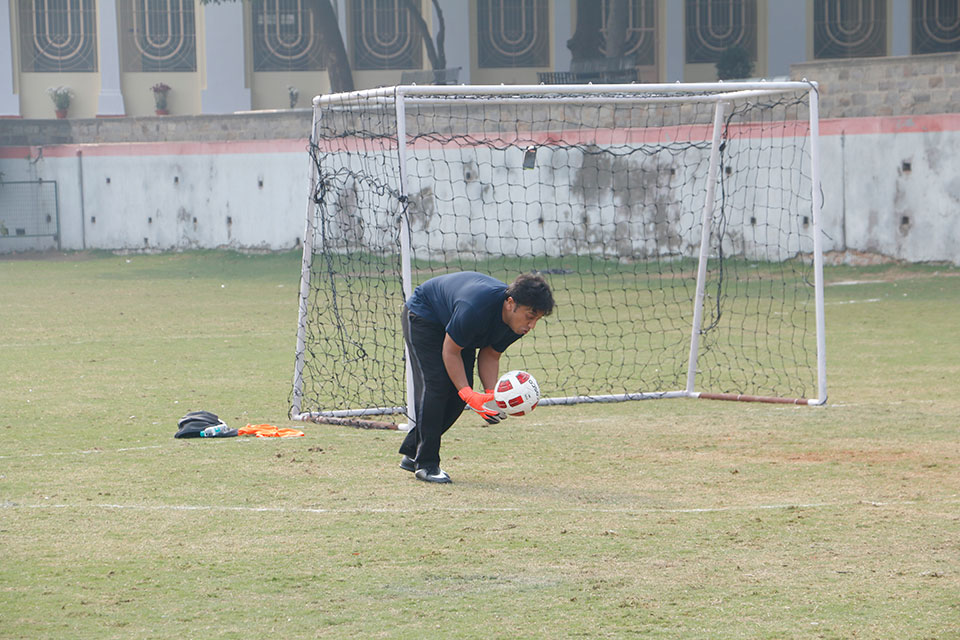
[150,82,171,115]
[47,86,73,119]
[288,85,300,109]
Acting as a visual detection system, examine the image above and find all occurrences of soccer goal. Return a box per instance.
[291,82,827,428]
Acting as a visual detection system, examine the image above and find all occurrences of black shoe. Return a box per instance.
[414,466,451,484]
[399,455,416,472]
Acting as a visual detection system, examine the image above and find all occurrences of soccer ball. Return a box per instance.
[494,370,540,416]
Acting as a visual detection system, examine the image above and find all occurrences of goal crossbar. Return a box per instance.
[312,81,819,106]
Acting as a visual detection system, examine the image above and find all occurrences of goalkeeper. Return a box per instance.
[398,271,554,483]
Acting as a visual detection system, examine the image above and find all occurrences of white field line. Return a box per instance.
[828,402,903,408]
[0,445,165,459]
[824,298,882,306]
[0,434,381,459]
[828,280,885,286]
[3,498,956,517]
[0,331,287,350]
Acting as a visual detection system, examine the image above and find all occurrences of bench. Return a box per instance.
[537,56,639,85]
[399,67,461,85]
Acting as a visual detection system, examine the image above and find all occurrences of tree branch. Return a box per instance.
[402,0,441,70]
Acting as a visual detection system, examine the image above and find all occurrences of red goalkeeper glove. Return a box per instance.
[458,387,498,420]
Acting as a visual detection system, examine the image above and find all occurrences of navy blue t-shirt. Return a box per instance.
[406,271,522,353]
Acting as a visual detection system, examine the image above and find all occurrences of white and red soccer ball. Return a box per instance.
[494,370,540,416]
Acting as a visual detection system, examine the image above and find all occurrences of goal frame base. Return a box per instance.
[293,412,402,430]
[292,390,827,431]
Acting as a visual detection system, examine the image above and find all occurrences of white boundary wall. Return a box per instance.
[0,140,309,253]
[1,113,959,264]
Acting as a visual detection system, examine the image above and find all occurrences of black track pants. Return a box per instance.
[398,305,475,468]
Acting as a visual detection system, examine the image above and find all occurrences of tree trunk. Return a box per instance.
[402,0,444,70]
[315,0,354,93]
[430,0,446,70]
[567,0,602,61]
[604,0,629,59]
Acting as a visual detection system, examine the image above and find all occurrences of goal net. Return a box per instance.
[291,83,826,426]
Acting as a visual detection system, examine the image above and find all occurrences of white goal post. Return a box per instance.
[291,82,827,428]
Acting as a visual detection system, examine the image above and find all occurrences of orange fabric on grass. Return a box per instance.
[238,424,305,438]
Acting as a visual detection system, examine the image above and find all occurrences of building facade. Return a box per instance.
[1,0,959,119]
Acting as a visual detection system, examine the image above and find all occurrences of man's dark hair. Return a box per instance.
[506,272,555,316]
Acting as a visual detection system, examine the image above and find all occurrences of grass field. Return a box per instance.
[1,250,958,639]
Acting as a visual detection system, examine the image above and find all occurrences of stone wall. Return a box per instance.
[0,109,313,146]
[792,52,960,119]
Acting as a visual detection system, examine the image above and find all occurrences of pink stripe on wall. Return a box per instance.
[310,114,960,151]
[819,113,960,135]
[3,114,959,160]
[0,138,309,159]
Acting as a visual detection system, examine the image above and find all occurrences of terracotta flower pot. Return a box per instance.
[55,108,68,119]
[155,108,169,116]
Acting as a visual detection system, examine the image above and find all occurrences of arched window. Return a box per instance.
[478,0,549,68]
[252,0,325,71]
[120,0,197,72]
[600,0,657,66]
[19,0,98,72]
[685,0,757,64]
[814,0,887,59]
[912,0,960,54]
[351,0,422,70]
